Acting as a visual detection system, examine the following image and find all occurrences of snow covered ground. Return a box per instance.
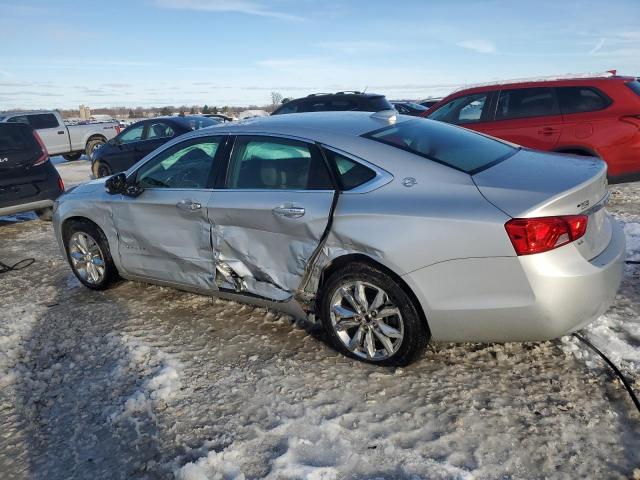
[0,158,639,479]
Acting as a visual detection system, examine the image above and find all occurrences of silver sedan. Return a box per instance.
[53,111,625,366]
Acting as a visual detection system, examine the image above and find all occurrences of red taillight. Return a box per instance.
[32,131,49,166]
[115,125,122,134]
[58,177,65,192]
[505,215,588,256]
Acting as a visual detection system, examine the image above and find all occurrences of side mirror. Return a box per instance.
[105,172,144,197]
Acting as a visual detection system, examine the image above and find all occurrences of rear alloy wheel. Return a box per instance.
[320,263,428,366]
[64,221,118,290]
[63,152,82,161]
[96,162,112,178]
[85,138,105,157]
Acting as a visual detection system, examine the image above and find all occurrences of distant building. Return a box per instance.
[79,105,91,120]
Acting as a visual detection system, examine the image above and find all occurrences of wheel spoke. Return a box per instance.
[340,287,361,313]
[373,327,395,355]
[369,288,386,312]
[332,304,357,319]
[348,326,365,351]
[364,329,376,358]
[70,251,84,261]
[87,263,99,282]
[354,282,368,311]
[335,319,361,332]
[78,234,89,253]
[91,257,105,267]
[377,307,400,320]
[377,320,402,338]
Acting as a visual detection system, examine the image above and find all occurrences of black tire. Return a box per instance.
[63,219,119,290]
[35,207,53,221]
[319,262,429,366]
[85,137,106,157]
[96,162,112,178]
[63,152,82,161]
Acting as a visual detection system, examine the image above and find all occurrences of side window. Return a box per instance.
[26,114,59,129]
[557,87,610,114]
[7,116,29,125]
[274,102,299,115]
[329,99,358,111]
[226,136,332,190]
[323,149,376,191]
[428,93,488,125]
[146,122,175,140]
[118,124,145,144]
[136,137,222,189]
[302,100,328,112]
[496,87,559,120]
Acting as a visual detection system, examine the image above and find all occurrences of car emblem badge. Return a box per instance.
[402,177,417,187]
[577,200,590,210]
[0,157,7,163]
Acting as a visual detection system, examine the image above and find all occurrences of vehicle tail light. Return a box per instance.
[115,125,122,134]
[505,215,588,256]
[32,131,49,166]
[58,177,65,192]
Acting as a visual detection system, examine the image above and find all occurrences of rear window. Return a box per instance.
[0,123,39,154]
[366,96,393,112]
[365,119,517,174]
[27,113,59,129]
[627,80,640,97]
[557,87,611,114]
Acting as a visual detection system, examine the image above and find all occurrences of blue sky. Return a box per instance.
[1,0,639,110]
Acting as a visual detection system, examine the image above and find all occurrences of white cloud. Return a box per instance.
[315,40,393,55]
[457,39,496,54]
[152,0,302,21]
[589,38,605,55]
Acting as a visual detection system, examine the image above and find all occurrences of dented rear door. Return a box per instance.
[207,135,335,300]
[113,135,225,289]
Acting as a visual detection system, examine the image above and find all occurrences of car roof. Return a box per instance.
[448,72,636,96]
[201,111,408,138]
[290,92,386,102]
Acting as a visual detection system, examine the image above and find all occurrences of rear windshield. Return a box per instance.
[367,96,393,111]
[176,117,219,130]
[627,80,640,97]
[0,123,39,154]
[364,119,517,174]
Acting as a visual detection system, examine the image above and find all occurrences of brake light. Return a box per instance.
[58,177,65,192]
[32,131,49,166]
[115,125,122,134]
[505,215,588,256]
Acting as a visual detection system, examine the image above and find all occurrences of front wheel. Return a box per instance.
[319,262,429,366]
[96,162,112,178]
[63,220,119,290]
[85,138,105,157]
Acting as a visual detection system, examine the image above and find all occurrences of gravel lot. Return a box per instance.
[0,158,639,479]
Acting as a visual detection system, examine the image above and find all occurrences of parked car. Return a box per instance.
[424,73,640,183]
[392,101,429,116]
[419,98,443,109]
[91,115,220,177]
[201,113,234,122]
[271,91,393,115]
[53,112,624,366]
[0,110,120,161]
[0,122,64,220]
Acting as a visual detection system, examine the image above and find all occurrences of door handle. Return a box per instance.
[273,205,305,218]
[57,131,65,135]
[538,127,559,136]
[176,200,202,212]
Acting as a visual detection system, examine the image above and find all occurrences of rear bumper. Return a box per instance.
[0,161,63,216]
[403,218,625,342]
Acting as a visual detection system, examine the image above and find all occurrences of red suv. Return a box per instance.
[424,73,640,183]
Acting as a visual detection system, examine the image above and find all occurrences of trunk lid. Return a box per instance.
[473,149,610,260]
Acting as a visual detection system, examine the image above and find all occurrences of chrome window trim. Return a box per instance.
[319,144,393,194]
